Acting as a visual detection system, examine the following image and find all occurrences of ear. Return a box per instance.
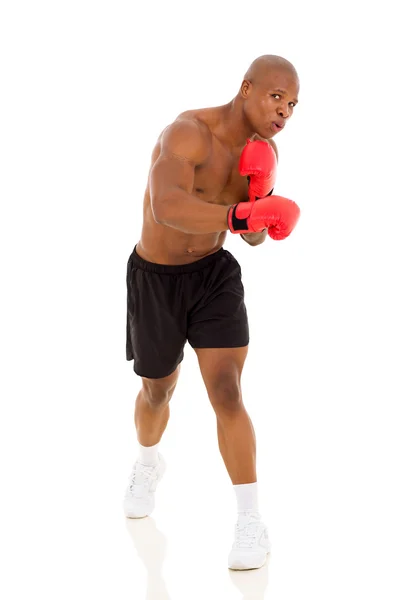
[240,79,252,98]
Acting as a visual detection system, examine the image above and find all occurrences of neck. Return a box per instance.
[215,96,255,148]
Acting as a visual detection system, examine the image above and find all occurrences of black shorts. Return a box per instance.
[126,246,249,379]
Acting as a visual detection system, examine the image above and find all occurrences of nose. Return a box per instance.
[278,104,290,119]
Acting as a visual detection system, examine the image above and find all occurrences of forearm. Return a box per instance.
[240,230,268,246]
[153,189,231,234]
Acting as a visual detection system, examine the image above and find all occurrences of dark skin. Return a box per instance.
[134,56,300,485]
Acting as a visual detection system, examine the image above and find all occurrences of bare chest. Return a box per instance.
[193,146,249,206]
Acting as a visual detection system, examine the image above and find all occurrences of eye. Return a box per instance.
[289,102,296,108]
[272,94,281,100]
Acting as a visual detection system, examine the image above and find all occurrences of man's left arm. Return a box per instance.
[240,138,278,246]
[240,229,268,246]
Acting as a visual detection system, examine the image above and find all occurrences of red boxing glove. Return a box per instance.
[239,139,277,202]
[228,195,300,240]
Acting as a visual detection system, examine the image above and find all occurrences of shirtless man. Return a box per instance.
[124,55,300,570]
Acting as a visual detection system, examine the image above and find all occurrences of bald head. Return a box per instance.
[244,55,298,84]
[238,55,299,139]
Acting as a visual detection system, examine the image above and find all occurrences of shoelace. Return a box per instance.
[128,463,158,498]
[233,517,262,549]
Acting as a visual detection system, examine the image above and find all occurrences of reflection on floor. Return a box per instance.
[126,515,270,599]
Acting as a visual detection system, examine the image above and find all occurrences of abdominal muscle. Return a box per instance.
[137,224,226,265]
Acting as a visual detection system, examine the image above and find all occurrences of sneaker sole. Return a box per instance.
[228,543,271,570]
[228,556,267,570]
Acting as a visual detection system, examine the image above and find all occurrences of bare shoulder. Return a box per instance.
[158,115,212,165]
[252,133,279,161]
[267,138,278,161]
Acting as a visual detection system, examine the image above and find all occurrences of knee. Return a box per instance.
[208,373,243,415]
[141,374,177,409]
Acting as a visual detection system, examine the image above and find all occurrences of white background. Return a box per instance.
[1,1,399,598]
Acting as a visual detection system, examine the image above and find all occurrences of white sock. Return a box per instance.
[138,442,159,466]
[233,482,259,515]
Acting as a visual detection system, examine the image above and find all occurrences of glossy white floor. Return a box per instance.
[4,320,400,599]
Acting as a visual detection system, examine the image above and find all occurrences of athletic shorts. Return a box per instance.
[125,246,249,379]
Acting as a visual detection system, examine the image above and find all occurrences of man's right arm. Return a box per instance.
[150,120,231,234]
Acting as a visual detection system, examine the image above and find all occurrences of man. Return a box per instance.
[124,55,300,570]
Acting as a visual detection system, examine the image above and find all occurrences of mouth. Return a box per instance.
[272,121,285,132]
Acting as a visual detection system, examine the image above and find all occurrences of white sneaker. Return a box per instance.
[228,512,271,570]
[123,454,166,519]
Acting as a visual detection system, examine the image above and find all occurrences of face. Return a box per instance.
[242,68,299,138]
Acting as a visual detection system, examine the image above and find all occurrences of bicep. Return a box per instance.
[150,153,196,202]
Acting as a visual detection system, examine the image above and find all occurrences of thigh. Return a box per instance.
[195,346,249,396]
[187,250,249,350]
